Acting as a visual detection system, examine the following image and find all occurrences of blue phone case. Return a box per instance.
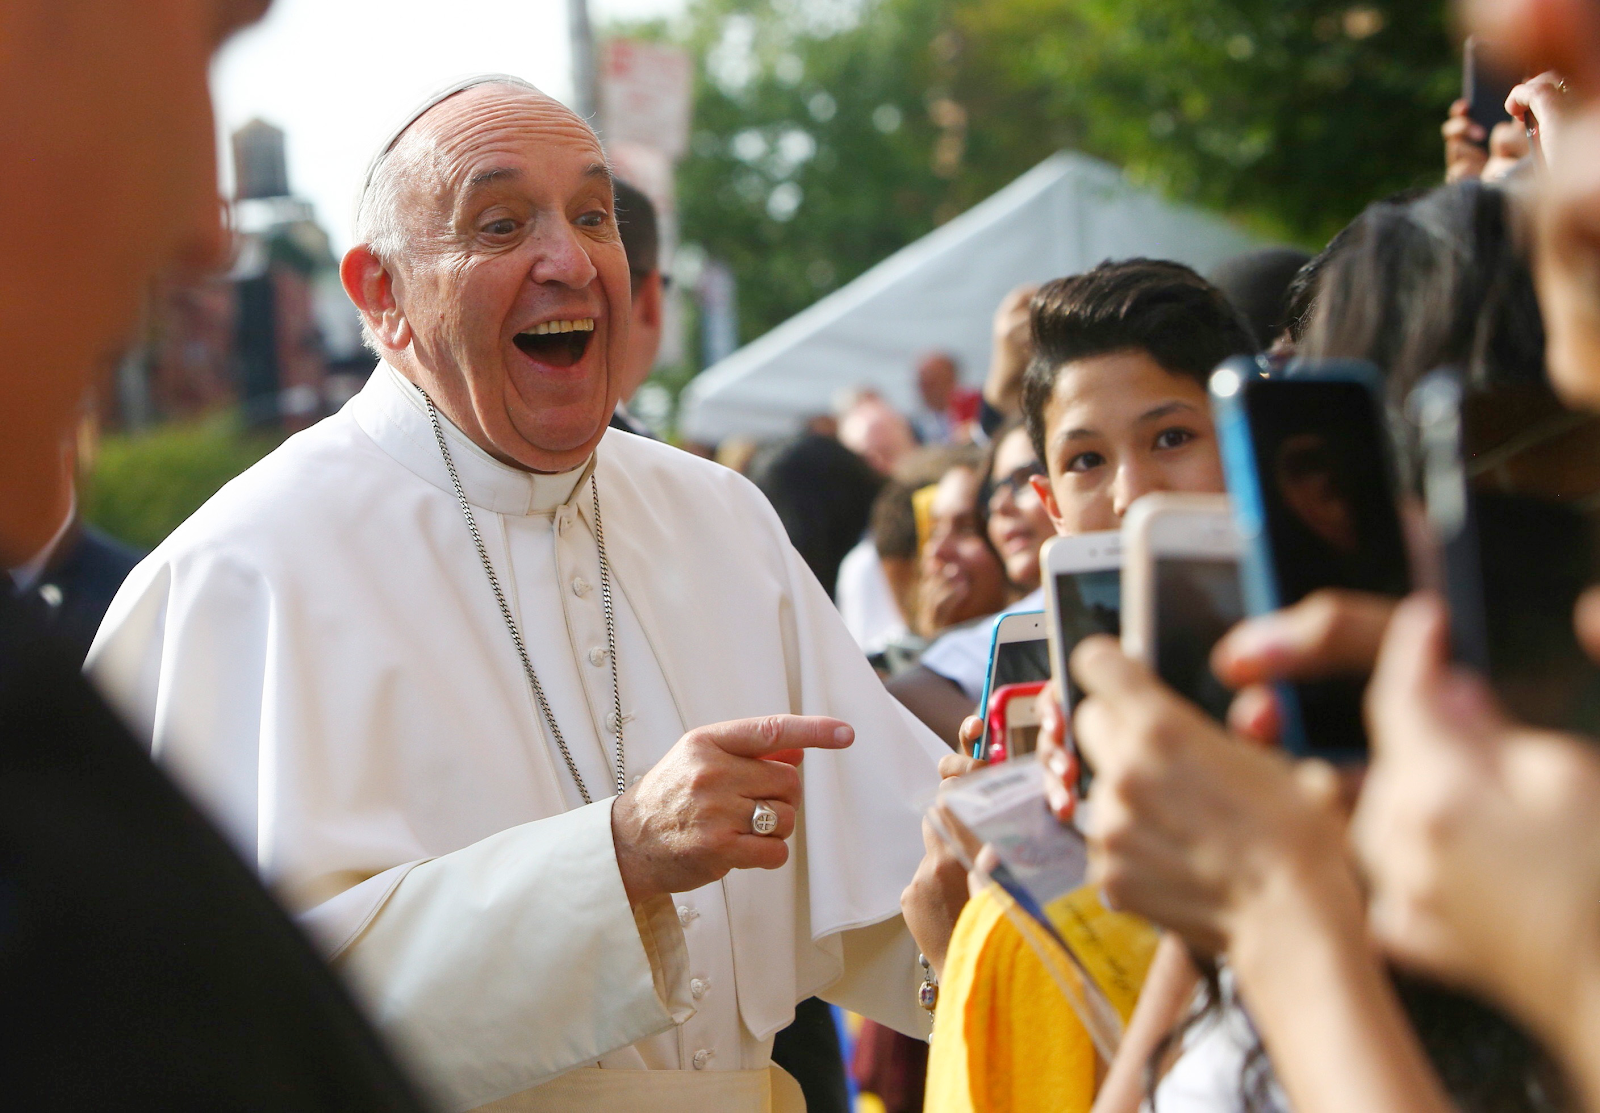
[974,611,1048,760]
[974,620,1006,760]
[1210,356,1386,761]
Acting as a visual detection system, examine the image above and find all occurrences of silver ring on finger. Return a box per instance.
[751,801,780,836]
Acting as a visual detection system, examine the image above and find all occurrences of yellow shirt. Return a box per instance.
[924,887,1098,1113]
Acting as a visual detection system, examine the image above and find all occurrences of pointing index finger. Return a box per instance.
[695,715,855,759]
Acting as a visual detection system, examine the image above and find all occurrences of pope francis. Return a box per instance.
[88,77,950,1112]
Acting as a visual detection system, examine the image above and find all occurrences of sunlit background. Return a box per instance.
[86,0,1459,560]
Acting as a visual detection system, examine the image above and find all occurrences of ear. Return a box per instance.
[340,246,411,351]
[1030,472,1071,537]
[633,270,664,331]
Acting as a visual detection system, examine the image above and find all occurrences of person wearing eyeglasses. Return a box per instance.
[885,421,1052,745]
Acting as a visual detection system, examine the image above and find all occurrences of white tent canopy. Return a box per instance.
[680,151,1261,442]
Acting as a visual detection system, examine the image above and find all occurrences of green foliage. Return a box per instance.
[83,415,282,550]
[952,0,1458,242]
[644,0,1457,350]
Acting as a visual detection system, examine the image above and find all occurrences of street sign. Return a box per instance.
[600,39,693,160]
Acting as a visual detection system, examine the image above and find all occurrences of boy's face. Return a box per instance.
[1029,349,1226,535]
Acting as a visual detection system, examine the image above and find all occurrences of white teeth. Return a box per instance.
[520,318,595,338]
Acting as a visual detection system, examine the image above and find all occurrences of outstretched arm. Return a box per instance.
[1062,635,1453,1113]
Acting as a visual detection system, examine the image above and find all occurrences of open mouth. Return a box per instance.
[513,317,595,368]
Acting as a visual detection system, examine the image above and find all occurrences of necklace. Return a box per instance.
[422,391,625,804]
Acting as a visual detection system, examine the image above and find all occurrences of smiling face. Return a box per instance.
[919,465,1010,633]
[343,85,631,472]
[1030,349,1226,535]
[987,426,1051,589]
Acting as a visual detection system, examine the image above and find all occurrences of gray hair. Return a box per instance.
[354,73,547,265]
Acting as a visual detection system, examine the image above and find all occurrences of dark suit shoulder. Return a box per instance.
[0,594,427,1110]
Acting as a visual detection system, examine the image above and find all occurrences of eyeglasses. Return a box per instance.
[987,462,1045,508]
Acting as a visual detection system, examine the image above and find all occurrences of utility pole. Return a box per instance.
[567,0,599,123]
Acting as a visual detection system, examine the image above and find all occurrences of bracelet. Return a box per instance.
[918,952,939,1015]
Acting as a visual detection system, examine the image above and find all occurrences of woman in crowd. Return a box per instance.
[891,421,1056,739]
[884,433,1047,744]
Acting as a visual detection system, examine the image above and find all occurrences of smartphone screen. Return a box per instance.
[1053,568,1122,712]
[989,637,1052,695]
[1245,377,1411,756]
[1050,567,1121,792]
[1154,556,1244,723]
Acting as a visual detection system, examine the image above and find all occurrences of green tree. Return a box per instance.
[645,0,1456,352]
[670,0,955,349]
[952,0,1457,241]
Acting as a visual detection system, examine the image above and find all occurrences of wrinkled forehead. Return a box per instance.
[386,83,607,206]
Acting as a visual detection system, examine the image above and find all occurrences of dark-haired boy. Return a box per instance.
[1020,258,1256,536]
[888,259,1257,748]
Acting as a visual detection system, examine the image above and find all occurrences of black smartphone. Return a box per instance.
[1212,358,1412,760]
[1464,35,1515,139]
[1411,370,1600,733]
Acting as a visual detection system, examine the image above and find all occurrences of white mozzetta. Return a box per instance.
[88,364,945,1111]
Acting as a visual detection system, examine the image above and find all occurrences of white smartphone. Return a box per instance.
[976,611,1050,758]
[1040,530,1123,716]
[1121,493,1243,723]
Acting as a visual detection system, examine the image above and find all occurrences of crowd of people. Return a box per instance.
[7,1,1600,1112]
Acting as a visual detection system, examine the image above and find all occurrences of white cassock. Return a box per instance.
[88,364,947,1113]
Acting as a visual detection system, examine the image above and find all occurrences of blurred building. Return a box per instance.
[109,118,373,433]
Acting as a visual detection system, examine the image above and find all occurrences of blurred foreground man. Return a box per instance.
[0,0,426,1107]
[91,76,947,1113]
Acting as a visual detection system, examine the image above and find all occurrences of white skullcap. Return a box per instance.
[359,74,544,203]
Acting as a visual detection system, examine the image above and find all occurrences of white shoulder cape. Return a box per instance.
[88,376,946,1102]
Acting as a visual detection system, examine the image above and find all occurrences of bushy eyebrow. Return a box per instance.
[468,167,520,189]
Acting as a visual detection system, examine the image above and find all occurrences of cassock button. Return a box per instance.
[571,576,591,598]
[690,977,708,1000]
[692,1049,713,1070]
[588,646,608,667]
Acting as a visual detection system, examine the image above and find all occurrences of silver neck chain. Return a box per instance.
[422,392,625,804]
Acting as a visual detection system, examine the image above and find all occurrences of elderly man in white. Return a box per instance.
[89,77,953,1112]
